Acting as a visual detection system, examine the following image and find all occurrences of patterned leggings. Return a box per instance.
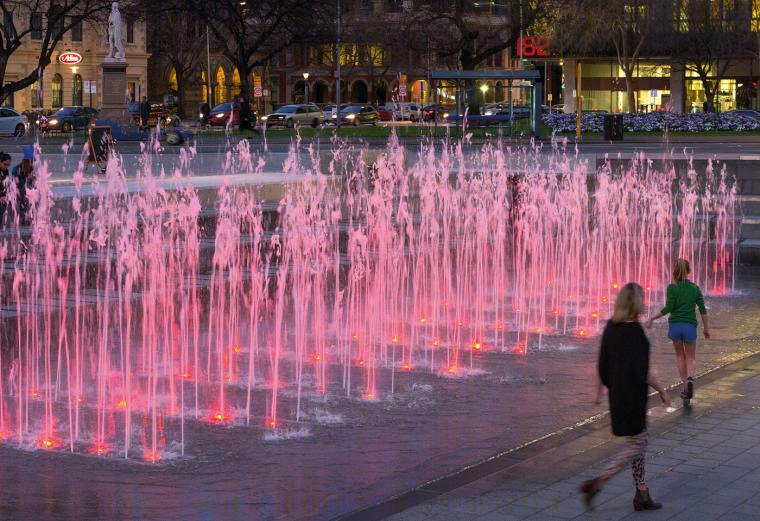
[598,430,648,488]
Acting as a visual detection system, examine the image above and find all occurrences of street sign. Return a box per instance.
[650,89,658,99]
[399,85,406,97]
[84,81,97,94]
[254,76,262,97]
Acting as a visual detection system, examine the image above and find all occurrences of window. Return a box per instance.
[3,89,13,107]
[340,45,358,66]
[127,18,134,43]
[368,46,385,67]
[3,12,16,41]
[52,74,63,107]
[70,17,82,41]
[388,0,403,13]
[72,74,82,105]
[674,0,688,32]
[48,6,64,39]
[30,80,40,107]
[753,0,760,31]
[30,12,42,39]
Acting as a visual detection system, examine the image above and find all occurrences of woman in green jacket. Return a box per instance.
[646,259,710,403]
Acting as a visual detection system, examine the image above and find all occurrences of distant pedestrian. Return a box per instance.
[581,283,668,512]
[139,96,151,130]
[0,152,11,227]
[646,259,709,404]
[11,146,36,225]
[199,102,211,128]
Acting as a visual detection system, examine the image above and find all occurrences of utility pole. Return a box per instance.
[206,24,212,106]
[576,61,582,140]
[336,0,341,128]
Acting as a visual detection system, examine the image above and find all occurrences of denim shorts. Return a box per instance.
[668,322,697,343]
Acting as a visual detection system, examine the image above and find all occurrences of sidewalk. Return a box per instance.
[360,352,760,521]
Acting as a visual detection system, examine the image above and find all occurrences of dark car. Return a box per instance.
[42,106,99,133]
[128,102,181,128]
[422,104,446,122]
[375,106,393,121]
[334,105,378,126]
[209,102,240,127]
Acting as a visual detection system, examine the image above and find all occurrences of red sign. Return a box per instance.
[59,52,82,65]
[516,36,550,58]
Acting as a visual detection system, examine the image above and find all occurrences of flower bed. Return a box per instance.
[542,111,760,133]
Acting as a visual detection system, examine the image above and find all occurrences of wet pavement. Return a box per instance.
[377,339,760,521]
[0,269,758,521]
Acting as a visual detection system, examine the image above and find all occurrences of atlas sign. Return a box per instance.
[58,52,82,65]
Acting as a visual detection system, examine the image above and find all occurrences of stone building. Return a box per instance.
[6,10,148,112]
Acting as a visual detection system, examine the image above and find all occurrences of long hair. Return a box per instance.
[611,283,645,323]
[673,258,690,282]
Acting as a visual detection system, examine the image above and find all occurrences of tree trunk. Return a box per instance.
[238,62,252,100]
[624,73,636,113]
[700,77,715,112]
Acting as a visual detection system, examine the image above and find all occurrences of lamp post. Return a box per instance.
[303,72,309,105]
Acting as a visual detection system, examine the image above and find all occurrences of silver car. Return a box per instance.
[261,104,323,128]
[0,108,28,136]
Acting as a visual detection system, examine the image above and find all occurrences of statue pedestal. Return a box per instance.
[99,61,132,125]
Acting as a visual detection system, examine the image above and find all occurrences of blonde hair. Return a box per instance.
[611,283,645,322]
[673,258,691,282]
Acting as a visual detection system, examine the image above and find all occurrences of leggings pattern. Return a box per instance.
[599,430,648,487]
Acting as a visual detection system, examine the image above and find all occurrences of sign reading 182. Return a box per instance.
[516,35,551,58]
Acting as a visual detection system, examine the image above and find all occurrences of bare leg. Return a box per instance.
[672,340,687,388]
[683,342,696,380]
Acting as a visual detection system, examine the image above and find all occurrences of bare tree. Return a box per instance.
[147,4,206,117]
[189,0,328,101]
[0,0,116,105]
[668,0,751,112]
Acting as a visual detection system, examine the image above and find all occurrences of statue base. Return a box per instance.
[99,62,133,126]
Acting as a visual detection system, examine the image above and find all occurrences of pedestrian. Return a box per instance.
[238,95,251,132]
[0,152,11,227]
[11,146,36,225]
[200,102,211,128]
[139,96,151,130]
[580,283,669,512]
[646,259,709,404]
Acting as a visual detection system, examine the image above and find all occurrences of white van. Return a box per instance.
[383,102,422,122]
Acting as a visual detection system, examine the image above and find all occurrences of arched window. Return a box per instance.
[214,66,226,105]
[168,67,177,91]
[72,74,83,106]
[232,68,241,97]
[201,70,207,103]
[52,74,63,107]
[30,80,41,108]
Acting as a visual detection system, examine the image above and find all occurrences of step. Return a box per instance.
[739,238,760,265]
[739,195,760,216]
[741,216,760,240]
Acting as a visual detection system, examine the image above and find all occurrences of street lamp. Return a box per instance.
[480,84,488,106]
[303,72,309,105]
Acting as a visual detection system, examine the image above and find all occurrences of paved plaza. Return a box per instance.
[371,352,760,521]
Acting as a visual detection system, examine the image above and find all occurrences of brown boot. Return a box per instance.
[579,478,603,509]
[633,487,662,511]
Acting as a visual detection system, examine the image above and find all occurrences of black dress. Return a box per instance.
[598,321,650,436]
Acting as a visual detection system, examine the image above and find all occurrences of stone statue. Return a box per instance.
[106,2,125,62]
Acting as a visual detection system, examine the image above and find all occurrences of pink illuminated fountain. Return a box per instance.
[0,139,737,460]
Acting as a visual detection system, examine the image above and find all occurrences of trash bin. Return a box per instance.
[603,114,624,141]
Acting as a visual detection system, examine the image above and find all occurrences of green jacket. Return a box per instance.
[660,280,707,326]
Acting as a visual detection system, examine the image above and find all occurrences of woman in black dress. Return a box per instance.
[580,283,669,511]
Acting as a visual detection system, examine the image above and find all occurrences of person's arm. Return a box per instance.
[696,288,710,338]
[646,284,675,328]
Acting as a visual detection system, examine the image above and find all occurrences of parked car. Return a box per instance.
[261,104,323,128]
[41,106,99,133]
[127,102,181,127]
[421,104,446,122]
[482,103,531,119]
[375,106,394,121]
[0,107,29,136]
[209,102,240,127]
[321,104,348,122]
[334,104,378,126]
[384,102,421,121]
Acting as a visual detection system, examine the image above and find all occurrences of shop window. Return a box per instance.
[52,73,63,107]
[72,74,82,105]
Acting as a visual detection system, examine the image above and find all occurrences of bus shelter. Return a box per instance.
[430,69,542,137]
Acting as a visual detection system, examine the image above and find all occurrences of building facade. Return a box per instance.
[5,11,148,113]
